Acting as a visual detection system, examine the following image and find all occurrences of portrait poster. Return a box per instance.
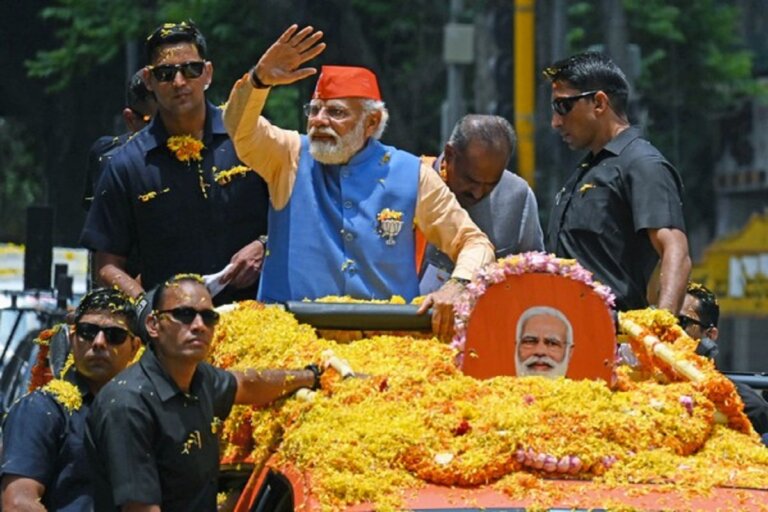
[461,273,616,382]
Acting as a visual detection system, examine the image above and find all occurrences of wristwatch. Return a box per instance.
[249,68,270,89]
[304,364,323,390]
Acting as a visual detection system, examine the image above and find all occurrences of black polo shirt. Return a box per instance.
[1,372,95,511]
[80,101,269,302]
[546,127,685,311]
[86,347,237,512]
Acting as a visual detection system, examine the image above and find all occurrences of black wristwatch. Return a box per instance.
[304,364,323,390]
[249,68,270,89]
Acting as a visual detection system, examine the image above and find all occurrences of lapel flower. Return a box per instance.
[167,135,204,162]
[376,208,403,222]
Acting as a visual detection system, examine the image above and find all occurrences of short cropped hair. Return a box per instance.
[151,273,207,310]
[73,288,137,333]
[686,282,720,329]
[515,306,574,346]
[543,51,630,117]
[361,99,389,140]
[448,114,517,165]
[126,70,154,109]
[145,20,207,64]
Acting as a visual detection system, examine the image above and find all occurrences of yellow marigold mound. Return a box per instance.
[210,301,768,511]
[42,378,82,412]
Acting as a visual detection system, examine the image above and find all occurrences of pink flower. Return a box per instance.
[449,252,616,373]
[679,395,694,415]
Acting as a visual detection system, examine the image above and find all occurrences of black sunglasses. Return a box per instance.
[149,61,205,82]
[678,315,706,330]
[156,307,220,327]
[75,322,131,346]
[551,90,599,116]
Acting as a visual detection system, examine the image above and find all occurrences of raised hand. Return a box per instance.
[252,25,326,87]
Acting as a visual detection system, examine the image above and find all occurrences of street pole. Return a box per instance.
[514,0,536,187]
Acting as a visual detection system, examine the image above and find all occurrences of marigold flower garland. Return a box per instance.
[619,308,755,435]
[27,327,81,413]
[41,378,82,413]
[28,325,59,391]
[209,300,768,511]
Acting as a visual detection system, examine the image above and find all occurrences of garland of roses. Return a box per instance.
[451,252,616,359]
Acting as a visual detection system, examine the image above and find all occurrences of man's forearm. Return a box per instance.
[232,368,317,406]
[647,227,690,313]
[1,475,46,512]
[94,252,144,299]
[223,76,300,210]
[656,247,691,313]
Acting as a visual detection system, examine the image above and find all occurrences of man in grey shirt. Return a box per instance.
[419,114,543,293]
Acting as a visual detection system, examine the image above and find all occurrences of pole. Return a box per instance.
[514,0,536,187]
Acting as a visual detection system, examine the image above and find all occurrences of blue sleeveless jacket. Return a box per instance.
[258,137,421,303]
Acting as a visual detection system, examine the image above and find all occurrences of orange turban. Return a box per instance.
[312,65,382,101]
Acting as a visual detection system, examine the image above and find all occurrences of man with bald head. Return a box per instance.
[419,115,543,293]
[224,25,494,338]
[515,306,574,378]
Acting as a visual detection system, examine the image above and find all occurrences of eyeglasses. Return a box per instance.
[551,90,599,116]
[303,103,352,121]
[678,315,706,330]
[75,322,131,346]
[155,307,220,327]
[148,61,205,82]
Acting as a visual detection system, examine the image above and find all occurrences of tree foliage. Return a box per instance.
[0,118,45,242]
[10,0,450,245]
[11,0,768,246]
[566,0,764,232]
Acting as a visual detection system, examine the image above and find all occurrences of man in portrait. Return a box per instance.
[515,306,574,378]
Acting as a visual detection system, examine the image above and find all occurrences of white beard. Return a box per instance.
[309,119,366,165]
[515,353,570,378]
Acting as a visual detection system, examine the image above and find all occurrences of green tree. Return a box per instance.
[0,118,45,242]
[13,0,451,244]
[566,0,764,233]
